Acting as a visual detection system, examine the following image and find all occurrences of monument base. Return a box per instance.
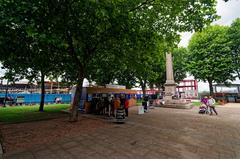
[160,98,193,109]
[160,103,193,109]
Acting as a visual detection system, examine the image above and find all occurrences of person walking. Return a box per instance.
[208,96,218,115]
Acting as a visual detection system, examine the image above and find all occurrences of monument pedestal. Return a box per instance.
[162,84,192,109]
[161,100,193,109]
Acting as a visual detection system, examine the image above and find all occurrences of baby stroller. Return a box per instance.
[199,105,207,114]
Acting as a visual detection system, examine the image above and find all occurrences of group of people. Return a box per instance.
[200,96,218,115]
[93,94,130,117]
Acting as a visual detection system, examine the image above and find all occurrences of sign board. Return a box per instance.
[138,106,144,114]
[16,96,24,104]
[105,84,126,89]
[116,108,125,123]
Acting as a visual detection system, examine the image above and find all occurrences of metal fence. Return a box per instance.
[0,93,71,105]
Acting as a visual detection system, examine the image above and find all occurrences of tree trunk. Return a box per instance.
[66,28,87,121]
[237,71,240,81]
[141,80,146,98]
[3,80,9,107]
[69,72,84,122]
[149,83,154,90]
[208,80,214,96]
[39,72,45,112]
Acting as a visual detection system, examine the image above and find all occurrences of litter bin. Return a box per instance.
[138,106,144,114]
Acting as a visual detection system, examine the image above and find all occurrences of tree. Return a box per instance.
[0,1,64,111]
[228,18,240,79]
[172,47,188,83]
[188,25,235,95]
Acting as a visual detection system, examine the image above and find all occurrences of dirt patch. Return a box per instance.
[0,116,109,153]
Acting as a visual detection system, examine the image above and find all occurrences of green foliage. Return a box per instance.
[188,25,235,94]
[192,101,201,107]
[0,104,70,123]
[173,47,188,83]
[0,0,220,82]
[228,18,240,78]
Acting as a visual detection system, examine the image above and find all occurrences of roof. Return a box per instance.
[86,87,137,94]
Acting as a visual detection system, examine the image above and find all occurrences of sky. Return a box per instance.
[179,0,240,47]
[1,0,240,91]
[179,0,240,92]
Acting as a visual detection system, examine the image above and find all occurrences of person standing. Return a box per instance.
[120,95,125,109]
[124,98,129,117]
[208,96,218,115]
[113,96,120,117]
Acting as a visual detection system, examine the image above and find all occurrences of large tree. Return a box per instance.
[228,18,240,79]
[0,1,64,111]
[188,25,235,95]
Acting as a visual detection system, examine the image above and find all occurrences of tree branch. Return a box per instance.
[129,0,155,12]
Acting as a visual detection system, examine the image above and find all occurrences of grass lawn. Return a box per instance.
[191,101,219,107]
[136,100,143,106]
[0,104,70,123]
[192,101,201,107]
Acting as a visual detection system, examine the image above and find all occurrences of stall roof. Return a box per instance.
[86,87,137,94]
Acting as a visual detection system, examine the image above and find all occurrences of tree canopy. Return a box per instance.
[228,18,240,79]
[188,25,235,95]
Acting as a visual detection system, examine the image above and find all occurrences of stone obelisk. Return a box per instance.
[162,52,192,109]
[164,52,176,103]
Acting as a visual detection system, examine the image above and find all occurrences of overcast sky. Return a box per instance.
[179,0,240,47]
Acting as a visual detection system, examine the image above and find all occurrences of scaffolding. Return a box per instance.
[176,80,198,99]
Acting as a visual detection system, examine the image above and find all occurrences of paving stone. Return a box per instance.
[61,141,79,149]
[3,151,34,159]
[85,152,109,159]
[30,145,47,153]
[220,153,234,159]
[17,152,35,159]
[80,139,96,147]
[67,146,96,158]
[54,149,74,159]
[47,144,61,151]
[34,149,57,159]
[143,150,162,159]
[3,104,240,159]
[131,146,150,156]
[90,144,114,156]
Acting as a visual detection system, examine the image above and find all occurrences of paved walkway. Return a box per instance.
[3,104,240,159]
